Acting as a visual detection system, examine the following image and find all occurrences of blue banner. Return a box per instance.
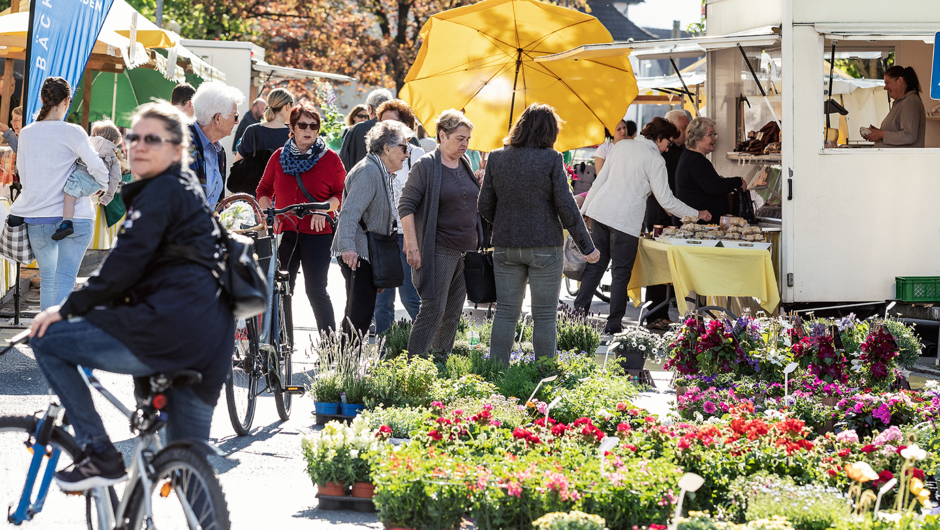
[932,32,940,100]
[25,0,116,124]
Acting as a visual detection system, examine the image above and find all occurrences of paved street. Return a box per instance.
[0,258,670,529]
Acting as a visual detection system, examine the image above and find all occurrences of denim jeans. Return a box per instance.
[31,318,215,449]
[490,246,564,365]
[28,219,94,310]
[373,234,421,334]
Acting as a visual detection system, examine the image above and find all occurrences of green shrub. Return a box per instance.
[744,480,851,530]
[470,348,504,382]
[444,354,472,379]
[452,339,473,357]
[884,316,924,370]
[549,373,639,426]
[430,374,498,403]
[366,355,438,409]
[380,318,412,359]
[532,511,606,530]
[556,305,601,353]
[341,373,369,404]
[361,405,429,438]
[308,373,341,403]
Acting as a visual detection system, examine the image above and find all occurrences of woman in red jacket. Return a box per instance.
[257,101,345,334]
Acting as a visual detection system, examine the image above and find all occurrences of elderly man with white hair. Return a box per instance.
[188,81,245,208]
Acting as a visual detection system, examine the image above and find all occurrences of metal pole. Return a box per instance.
[508,49,522,132]
[826,43,836,131]
[670,58,696,116]
[155,0,163,27]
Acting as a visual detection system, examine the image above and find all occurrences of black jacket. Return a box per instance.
[59,165,235,405]
[675,149,743,221]
[338,118,376,172]
[646,142,684,230]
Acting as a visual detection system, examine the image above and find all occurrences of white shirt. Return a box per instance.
[594,140,613,160]
[12,121,109,220]
[391,145,425,231]
[581,136,697,237]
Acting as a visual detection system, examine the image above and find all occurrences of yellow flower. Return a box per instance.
[910,478,925,496]
[845,462,878,483]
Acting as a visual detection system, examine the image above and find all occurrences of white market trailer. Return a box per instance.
[541,0,940,311]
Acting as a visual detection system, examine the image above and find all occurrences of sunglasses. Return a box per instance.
[125,133,181,147]
[396,144,409,154]
[355,113,368,119]
[295,121,320,131]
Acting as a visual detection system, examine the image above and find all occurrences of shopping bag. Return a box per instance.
[562,235,586,281]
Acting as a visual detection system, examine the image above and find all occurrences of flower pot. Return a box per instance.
[822,396,839,407]
[675,385,687,399]
[351,481,376,498]
[318,481,347,496]
[314,402,340,415]
[817,419,836,435]
[341,403,365,417]
[617,351,646,370]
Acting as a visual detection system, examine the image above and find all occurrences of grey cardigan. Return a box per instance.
[478,146,594,254]
[398,148,484,299]
[331,154,396,262]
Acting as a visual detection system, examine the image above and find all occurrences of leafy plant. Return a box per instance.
[609,326,667,361]
[884,316,923,370]
[470,348,504,383]
[361,405,430,438]
[745,480,851,530]
[444,354,472,380]
[532,511,606,530]
[342,373,370,404]
[379,318,412,359]
[556,304,601,353]
[308,373,341,403]
[431,374,498,404]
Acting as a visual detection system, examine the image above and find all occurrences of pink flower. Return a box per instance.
[506,481,522,498]
[431,401,444,410]
[836,430,859,443]
[873,403,891,425]
[873,425,903,446]
[703,401,717,414]
[616,402,628,412]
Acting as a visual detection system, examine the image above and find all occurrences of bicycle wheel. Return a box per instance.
[224,318,260,436]
[0,415,84,525]
[273,284,293,421]
[126,447,230,530]
[565,277,580,297]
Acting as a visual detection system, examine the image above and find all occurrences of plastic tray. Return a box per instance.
[896,276,940,302]
[656,237,720,247]
[719,240,771,251]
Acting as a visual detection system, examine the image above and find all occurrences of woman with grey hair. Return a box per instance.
[331,120,412,338]
[188,80,245,208]
[399,109,483,357]
[675,116,745,221]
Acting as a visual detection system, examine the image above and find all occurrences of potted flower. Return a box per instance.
[301,421,354,496]
[532,510,605,530]
[351,425,391,499]
[609,326,665,370]
[310,373,341,415]
[341,374,369,417]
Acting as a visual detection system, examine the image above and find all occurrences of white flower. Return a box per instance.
[901,444,927,461]
[598,409,611,419]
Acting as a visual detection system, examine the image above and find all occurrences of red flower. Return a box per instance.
[861,444,876,453]
[616,423,631,434]
[828,468,838,476]
[616,402,628,412]
[874,470,895,488]
[838,448,851,458]
[428,430,443,441]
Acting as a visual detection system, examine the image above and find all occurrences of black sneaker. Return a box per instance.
[51,220,74,241]
[54,445,127,491]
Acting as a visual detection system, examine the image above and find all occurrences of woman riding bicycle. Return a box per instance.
[29,101,235,491]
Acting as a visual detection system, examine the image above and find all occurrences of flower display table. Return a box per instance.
[627,239,780,315]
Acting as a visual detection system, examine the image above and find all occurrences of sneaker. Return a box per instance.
[54,446,127,491]
[51,220,74,241]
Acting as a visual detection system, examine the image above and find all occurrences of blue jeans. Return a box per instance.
[490,246,564,365]
[28,219,94,310]
[373,234,421,334]
[31,318,214,449]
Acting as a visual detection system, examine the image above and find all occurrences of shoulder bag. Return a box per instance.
[227,126,272,195]
[562,235,586,281]
[164,213,268,319]
[0,214,33,264]
[463,249,496,304]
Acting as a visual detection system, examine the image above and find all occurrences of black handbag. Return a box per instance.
[464,250,496,304]
[358,219,404,289]
[164,215,269,319]
[732,187,757,224]
[227,127,272,195]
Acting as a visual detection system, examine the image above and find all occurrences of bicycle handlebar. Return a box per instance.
[268,202,332,217]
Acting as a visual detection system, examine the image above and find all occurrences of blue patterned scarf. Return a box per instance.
[279,136,326,176]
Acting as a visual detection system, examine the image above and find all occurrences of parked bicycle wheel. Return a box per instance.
[0,415,83,524]
[126,447,230,530]
[563,277,610,303]
[273,284,294,421]
[225,318,260,436]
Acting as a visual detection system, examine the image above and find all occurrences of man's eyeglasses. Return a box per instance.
[125,133,182,147]
[295,121,320,131]
[355,113,368,119]
[219,112,239,123]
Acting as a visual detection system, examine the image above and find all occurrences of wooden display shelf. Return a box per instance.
[315,493,377,512]
[725,152,782,163]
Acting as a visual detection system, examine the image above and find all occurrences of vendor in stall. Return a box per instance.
[863,65,926,148]
[675,117,746,222]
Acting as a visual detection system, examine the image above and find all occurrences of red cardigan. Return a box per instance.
[256,148,346,235]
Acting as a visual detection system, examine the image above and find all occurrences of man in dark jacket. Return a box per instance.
[644,109,690,329]
[338,88,393,171]
[231,98,266,154]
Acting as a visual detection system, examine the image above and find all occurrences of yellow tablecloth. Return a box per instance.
[627,239,780,316]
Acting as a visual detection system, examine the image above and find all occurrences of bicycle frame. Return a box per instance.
[9,367,208,530]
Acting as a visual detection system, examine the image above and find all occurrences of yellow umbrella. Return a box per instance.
[400,0,637,152]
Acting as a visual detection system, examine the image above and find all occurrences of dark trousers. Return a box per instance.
[574,220,639,333]
[645,284,670,321]
[279,231,336,334]
[338,257,379,339]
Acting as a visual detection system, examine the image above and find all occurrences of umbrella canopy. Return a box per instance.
[400,0,637,152]
[69,68,203,128]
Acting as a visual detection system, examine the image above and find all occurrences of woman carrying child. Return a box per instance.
[11,77,109,309]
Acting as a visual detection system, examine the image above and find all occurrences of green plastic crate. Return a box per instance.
[895,276,940,302]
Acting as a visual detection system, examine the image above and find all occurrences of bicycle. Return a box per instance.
[564,263,612,303]
[1,332,230,529]
[221,195,336,436]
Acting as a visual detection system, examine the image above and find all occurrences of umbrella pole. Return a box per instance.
[508,49,523,132]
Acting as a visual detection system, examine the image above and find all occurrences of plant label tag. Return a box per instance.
[340,391,347,404]
[830,326,845,349]
[527,375,558,404]
[546,396,563,417]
